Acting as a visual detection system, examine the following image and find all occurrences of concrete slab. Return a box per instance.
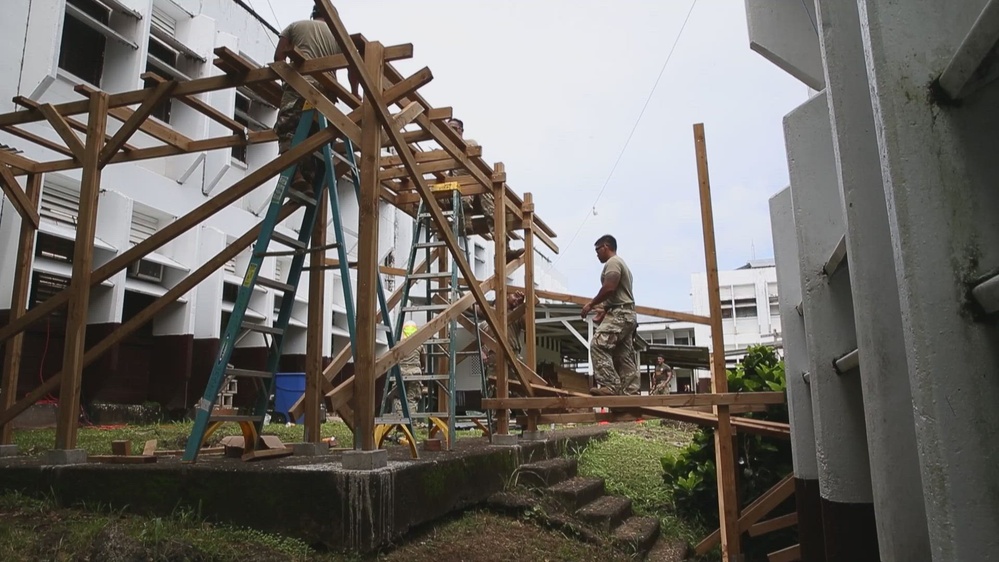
[491,433,519,446]
[43,449,87,465]
[341,449,388,470]
[290,442,327,457]
[0,445,18,458]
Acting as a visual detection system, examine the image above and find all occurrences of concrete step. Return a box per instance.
[516,457,578,489]
[612,515,661,556]
[576,495,632,532]
[546,476,605,512]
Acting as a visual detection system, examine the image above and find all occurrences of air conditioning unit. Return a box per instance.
[127,259,165,283]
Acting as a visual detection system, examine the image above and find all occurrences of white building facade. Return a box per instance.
[0,0,564,410]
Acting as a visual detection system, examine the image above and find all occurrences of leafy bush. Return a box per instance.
[660,345,794,558]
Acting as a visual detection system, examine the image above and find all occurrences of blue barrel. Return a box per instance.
[274,372,306,424]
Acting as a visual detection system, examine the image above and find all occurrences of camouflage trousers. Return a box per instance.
[591,308,639,395]
[456,193,495,237]
[651,379,671,395]
[391,366,423,415]
[275,85,321,188]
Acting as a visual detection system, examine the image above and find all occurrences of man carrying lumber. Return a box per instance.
[273,6,359,191]
[651,356,674,395]
[581,234,639,396]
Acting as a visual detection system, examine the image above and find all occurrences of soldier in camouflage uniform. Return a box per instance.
[273,7,358,190]
[478,291,527,380]
[651,356,673,395]
[581,234,639,395]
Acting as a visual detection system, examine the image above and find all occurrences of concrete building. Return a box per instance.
[692,258,781,359]
[0,0,565,413]
[749,0,999,560]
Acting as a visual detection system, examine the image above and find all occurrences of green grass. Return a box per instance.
[12,420,356,456]
[575,421,704,546]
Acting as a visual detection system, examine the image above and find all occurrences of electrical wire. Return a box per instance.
[553,0,698,265]
[263,0,283,34]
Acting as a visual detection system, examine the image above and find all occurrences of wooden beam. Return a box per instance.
[0,44,414,130]
[695,122,740,560]
[523,193,537,372]
[38,104,86,160]
[271,63,362,142]
[749,512,798,537]
[0,174,41,444]
[2,125,77,158]
[0,127,339,345]
[392,102,425,130]
[99,79,177,166]
[55,91,109,450]
[0,204,301,428]
[696,475,796,555]
[353,41,385,451]
[75,85,192,151]
[493,162,511,434]
[317,4,535,398]
[768,544,801,562]
[304,190,327,443]
[0,165,40,229]
[481,392,785,410]
[509,286,712,325]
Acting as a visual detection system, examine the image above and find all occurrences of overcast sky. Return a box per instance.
[243,0,805,312]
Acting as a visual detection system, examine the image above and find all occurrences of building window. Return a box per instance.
[231,92,269,163]
[675,336,690,346]
[734,297,758,318]
[58,0,111,85]
[144,36,181,122]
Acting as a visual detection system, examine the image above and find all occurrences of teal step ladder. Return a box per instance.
[376,188,492,450]
[182,107,412,461]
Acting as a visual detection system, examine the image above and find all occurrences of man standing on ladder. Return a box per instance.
[581,234,639,396]
[393,321,425,417]
[273,6,359,191]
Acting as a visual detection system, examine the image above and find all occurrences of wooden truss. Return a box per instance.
[0,1,788,558]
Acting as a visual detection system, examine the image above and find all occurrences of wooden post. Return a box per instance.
[523,193,537,372]
[304,190,328,442]
[353,42,385,451]
[0,174,41,444]
[523,192,538,432]
[492,163,509,434]
[694,123,741,560]
[55,92,109,450]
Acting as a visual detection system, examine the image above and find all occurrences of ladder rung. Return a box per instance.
[415,242,447,249]
[412,412,451,418]
[400,374,451,381]
[256,242,338,258]
[210,415,265,423]
[456,351,481,356]
[376,325,391,332]
[286,189,317,206]
[418,211,454,218]
[375,416,411,425]
[226,367,273,379]
[255,276,294,293]
[424,338,450,345]
[403,304,451,313]
[407,272,454,280]
[271,232,307,250]
[241,322,284,336]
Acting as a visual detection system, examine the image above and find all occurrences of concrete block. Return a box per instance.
[0,444,18,457]
[520,430,547,442]
[341,449,388,470]
[422,439,443,452]
[44,449,87,465]
[291,442,327,457]
[491,433,519,446]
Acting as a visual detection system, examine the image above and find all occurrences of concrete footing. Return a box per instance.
[43,449,87,465]
[341,449,388,470]
[520,431,547,442]
[290,442,327,457]
[491,433,519,446]
[0,445,18,458]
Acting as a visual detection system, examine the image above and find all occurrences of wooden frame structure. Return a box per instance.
[0,2,790,558]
